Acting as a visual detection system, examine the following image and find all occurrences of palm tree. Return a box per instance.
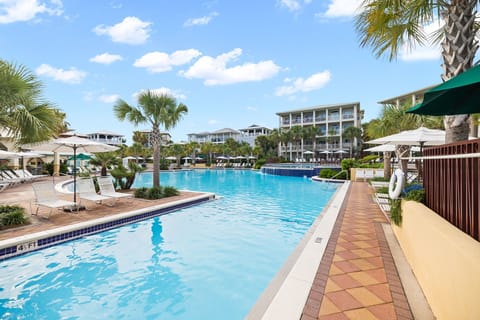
[89,151,119,176]
[355,0,478,143]
[342,126,363,158]
[0,60,67,145]
[114,91,188,188]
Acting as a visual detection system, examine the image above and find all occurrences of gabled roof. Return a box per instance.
[212,128,240,134]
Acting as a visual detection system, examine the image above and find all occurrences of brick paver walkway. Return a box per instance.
[301,182,413,320]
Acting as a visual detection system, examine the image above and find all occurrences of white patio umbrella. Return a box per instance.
[303,150,314,154]
[25,135,118,209]
[165,156,177,160]
[366,127,445,147]
[334,150,348,154]
[365,144,422,153]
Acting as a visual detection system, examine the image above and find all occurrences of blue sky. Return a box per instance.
[1,0,448,143]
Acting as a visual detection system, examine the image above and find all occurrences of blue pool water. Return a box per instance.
[0,170,338,319]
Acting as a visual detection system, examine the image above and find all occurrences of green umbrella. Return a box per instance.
[407,64,480,116]
[67,153,91,161]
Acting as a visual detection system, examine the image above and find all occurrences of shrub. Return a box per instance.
[163,186,180,197]
[341,158,357,171]
[147,187,164,199]
[0,205,28,227]
[254,159,266,169]
[376,186,389,194]
[389,199,402,226]
[319,168,337,178]
[134,187,149,198]
[134,186,180,200]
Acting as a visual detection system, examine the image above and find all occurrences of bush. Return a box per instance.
[134,186,180,200]
[319,168,338,178]
[341,158,357,171]
[389,199,402,226]
[147,187,164,199]
[254,159,266,169]
[163,186,180,197]
[134,187,149,198]
[0,205,28,227]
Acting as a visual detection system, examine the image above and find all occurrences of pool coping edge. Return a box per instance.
[245,180,350,320]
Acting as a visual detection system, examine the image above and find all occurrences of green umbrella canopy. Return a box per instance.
[67,153,91,161]
[407,64,480,116]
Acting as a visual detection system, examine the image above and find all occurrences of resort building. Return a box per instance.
[238,124,272,146]
[378,85,436,108]
[276,102,363,161]
[188,125,271,147]
[86,131,126,146]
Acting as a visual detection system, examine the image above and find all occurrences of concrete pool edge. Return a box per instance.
[0,192,215,260]
[246,181,350,320]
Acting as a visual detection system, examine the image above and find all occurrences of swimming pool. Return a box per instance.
[0,170,339,319]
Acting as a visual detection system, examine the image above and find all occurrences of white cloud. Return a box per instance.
[180,48,281,86]
[275,71,331,96]
[93,16,151,45]
[99,94,120,103]
[278,0,311,12]
[35,63,86,84]
[247,106,257,111]
[322,0,362,18]
[90,52,123,64]
[208,119,218,125]
[184,11,218,27]
[134,87,187,101]
[134,49,201,73]
[0,0,63,24]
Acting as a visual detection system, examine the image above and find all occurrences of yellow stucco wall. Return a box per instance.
[392,201,480,320]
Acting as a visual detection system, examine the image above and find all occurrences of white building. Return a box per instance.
[87,131,125,146]
[188,125,272,147]
[276,102,363,161]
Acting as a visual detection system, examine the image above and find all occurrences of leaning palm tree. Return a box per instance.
[114,91,188,188]
[0,60,66,144]
[355,0,478,143]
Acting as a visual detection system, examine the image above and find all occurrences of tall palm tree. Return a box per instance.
[355,0,478,143]
[114,91,188,188]
[342,126,363,158]
[0,60,67,145]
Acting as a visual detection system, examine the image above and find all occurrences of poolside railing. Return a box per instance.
[422,139,480,241]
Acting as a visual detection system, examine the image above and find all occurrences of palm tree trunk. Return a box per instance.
[383,152,391,179]
[152,125,161,188]
[441,2,477,142]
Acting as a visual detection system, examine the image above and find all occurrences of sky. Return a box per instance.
[1,0,453,143]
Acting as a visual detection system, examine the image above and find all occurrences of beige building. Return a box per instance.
[276,102,363,161]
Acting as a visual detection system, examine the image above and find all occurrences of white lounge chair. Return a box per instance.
[77,178,112,208]
[96,176,133,201]
[31,181,78,217]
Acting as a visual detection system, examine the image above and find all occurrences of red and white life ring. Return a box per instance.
[389,169,405,199]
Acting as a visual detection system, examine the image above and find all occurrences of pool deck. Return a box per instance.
[0,176,431,319]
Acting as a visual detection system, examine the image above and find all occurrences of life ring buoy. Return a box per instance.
[389,169,405,199]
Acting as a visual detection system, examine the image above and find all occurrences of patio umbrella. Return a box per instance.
[366,127,445,147]
[407,64,480,115]
[165,156,177,160]
[25,135,118,209]
[303,150,314,154]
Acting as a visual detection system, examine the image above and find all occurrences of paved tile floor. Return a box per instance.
[301,182,414,320]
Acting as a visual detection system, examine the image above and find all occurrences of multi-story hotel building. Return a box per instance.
[188,125,272,147]
[276,102,363,161]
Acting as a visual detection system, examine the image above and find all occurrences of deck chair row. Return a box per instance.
[31,176,132,218]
